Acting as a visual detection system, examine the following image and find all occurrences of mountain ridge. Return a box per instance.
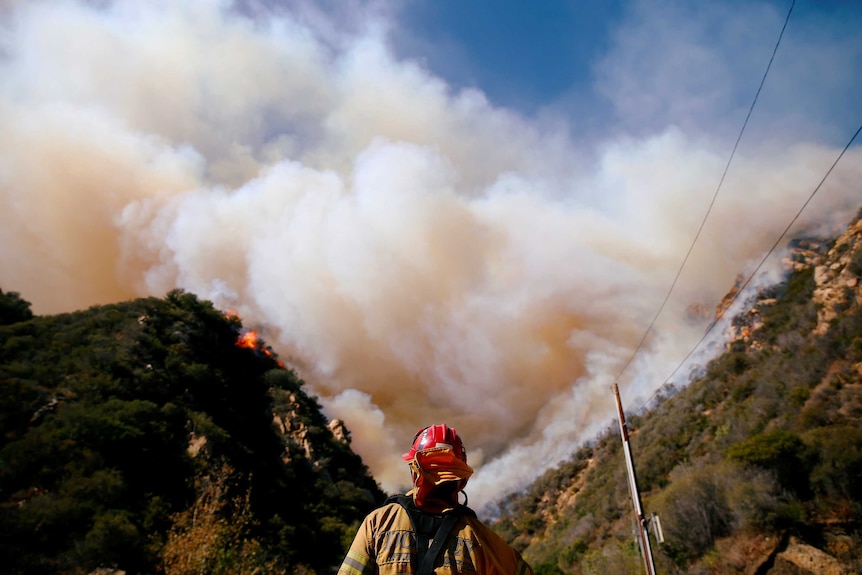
[0,290,385,574]
[3,207,862,574]
[491,207,862,574]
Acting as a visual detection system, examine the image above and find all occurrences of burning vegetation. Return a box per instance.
[227,310,284,368]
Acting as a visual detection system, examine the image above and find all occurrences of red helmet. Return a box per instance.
[402,424,467,463]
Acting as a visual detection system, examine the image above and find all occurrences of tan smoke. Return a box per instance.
[1,0,860,508]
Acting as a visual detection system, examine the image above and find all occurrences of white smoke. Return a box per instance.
[1,0,860,509]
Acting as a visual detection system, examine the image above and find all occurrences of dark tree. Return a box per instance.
[0,289,34,325]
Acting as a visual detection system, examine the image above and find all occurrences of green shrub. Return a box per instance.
[650,463,734,565]
[726,430,813,498]
[805,425,862,501]
[533,562,565,575]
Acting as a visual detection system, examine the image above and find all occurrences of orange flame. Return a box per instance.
[237,329,259,349]
[235,329,284,368]
[226,310,284,368]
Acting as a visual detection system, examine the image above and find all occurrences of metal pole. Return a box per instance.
[651,513,664,544]
[614,383,657,575]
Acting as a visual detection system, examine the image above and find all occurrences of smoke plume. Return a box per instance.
[1,0,860,508]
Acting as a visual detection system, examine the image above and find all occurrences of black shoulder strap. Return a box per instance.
[418,512,460,575]
[384,493,413,508]
[386,494,472,575]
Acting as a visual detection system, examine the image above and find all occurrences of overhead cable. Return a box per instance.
[613,0,797,386]
[641,121,862,412]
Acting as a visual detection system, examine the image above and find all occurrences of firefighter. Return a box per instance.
[337,424,534,575]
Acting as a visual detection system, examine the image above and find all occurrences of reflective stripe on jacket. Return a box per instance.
[337,501,533,575]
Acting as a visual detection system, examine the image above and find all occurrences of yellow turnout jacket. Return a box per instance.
[337,498,533,575]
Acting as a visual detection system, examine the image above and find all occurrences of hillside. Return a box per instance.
[4,212,862,575]
[0,290,385,575]
[491,210,862,574]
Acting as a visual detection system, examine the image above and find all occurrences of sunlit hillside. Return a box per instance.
[491,209,862,574]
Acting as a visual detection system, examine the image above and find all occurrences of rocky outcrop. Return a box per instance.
[812,216,862,335]
[272,395,315,463]
[770,537,853,575]
[723,212,862,347]
[328,418,349,442]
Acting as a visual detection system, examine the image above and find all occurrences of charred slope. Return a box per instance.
[0,289,385,575]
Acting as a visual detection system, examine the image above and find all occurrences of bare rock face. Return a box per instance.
[722,212,862,346]
[187,432,208,457]
[812,217,862,335]
[328,418,349,442]
[769,537,853,575]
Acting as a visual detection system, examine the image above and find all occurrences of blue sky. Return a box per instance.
[393,0,625,113]
[389,0,861,146]
[1,0,861,505]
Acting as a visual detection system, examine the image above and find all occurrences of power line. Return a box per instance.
[613,0,797,385]
[640,120,862,412]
